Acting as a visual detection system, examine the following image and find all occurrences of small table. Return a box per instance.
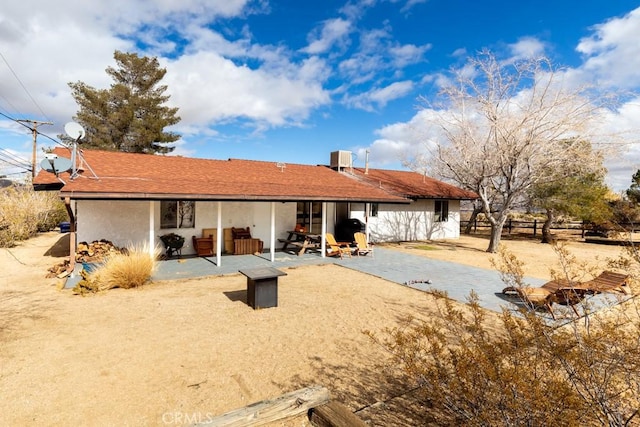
[239,267,287,309]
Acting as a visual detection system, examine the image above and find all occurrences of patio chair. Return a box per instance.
[192,228,215,257]
[578,271,632,295]
[353,232,373,257]
[502,270,632,319]
[325,233,353,259]
[231,227,264,255]
[502,285,584,319]
[502,271,631,298]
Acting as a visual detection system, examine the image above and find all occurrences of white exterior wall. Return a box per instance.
[76,200,319,254]
[76,200,150,247]
[350,199,461,242]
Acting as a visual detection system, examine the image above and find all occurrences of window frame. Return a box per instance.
[369,203,379,218]
[434,200,449,223]
[160,200,196,229]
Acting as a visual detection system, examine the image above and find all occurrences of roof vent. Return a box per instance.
[330,150,352,171]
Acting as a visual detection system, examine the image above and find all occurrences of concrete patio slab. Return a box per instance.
[152,247,549,314]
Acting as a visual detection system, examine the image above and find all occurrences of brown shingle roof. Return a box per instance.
[34,148,409,203]
[349,167,478,200]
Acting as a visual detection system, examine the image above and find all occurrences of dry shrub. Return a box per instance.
[75,244,159,293]
[370,245,640,426]
[0,185,67,247]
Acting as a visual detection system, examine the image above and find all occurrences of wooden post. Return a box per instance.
[195,385,330,427]
[309,401,368,427]
[64,197,76,272]
[533,219,537,237]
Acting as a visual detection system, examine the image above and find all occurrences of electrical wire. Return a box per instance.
[0,111,67,148]
[0,151,30,172]
[0,147,30,167]
[0,51,51,122]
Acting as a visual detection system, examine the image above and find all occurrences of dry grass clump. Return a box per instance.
[74,244,159,293]
[0,186,67,247]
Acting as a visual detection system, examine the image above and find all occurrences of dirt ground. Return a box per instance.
[0,231,633,426]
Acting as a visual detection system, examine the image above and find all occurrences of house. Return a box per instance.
[33,148,477,266]
[345,166,478,241]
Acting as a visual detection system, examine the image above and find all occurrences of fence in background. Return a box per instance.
[461,219,640,238]
[460,219,586,238]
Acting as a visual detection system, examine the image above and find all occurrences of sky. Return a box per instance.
[1,0,640,191]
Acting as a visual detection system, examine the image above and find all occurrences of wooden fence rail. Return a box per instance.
[460,219,585,237]
[461,219,640,238]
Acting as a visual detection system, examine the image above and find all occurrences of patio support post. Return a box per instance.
[65,197,76,272]
[321,202,327,257]
[148,201,155,257]
[216,201,222,266]
[270,202,276,262]
[365,202,370,242]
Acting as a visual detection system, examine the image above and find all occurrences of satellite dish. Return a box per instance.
[64,122,85,140]
[40,156,72,175]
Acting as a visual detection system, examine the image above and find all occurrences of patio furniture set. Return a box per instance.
[501,270,632,319]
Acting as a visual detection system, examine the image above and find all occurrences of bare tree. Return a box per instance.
[411,51,612,252]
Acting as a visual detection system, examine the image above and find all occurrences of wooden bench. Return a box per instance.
[278,239,305,247]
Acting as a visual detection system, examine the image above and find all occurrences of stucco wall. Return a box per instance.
[350,199,461,242]
[74,198,356,255]
[76,200,310,254]
[76,200,151,248]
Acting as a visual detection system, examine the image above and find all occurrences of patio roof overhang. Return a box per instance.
[57,190,411,204]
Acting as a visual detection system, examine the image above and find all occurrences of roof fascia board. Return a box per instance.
[58,191,411,204]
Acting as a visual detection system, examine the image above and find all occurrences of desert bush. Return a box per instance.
[0,185,67,247]
[75,244,159,293]
[369,245,640,426]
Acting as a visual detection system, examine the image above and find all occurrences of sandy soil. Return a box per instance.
[0,231,632,426]
[388,232,633,280]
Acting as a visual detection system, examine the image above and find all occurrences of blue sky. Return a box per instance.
[1,0,640,190]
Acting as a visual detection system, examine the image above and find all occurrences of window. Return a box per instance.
[297,201,322,233]
[369,203,378,217]
[435,200,449,222]
[161,201,196,229]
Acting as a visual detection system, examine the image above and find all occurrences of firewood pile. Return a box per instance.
[46,260,71,278]
[76,239,125,263]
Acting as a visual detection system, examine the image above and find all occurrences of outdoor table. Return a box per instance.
[279,230,321,255]
[239,267,287,309]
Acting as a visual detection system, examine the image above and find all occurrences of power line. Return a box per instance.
[0,92,24,118]
[0,51,50,121]
[0,111,66,148]
[0,148,30,166]
[17,119,53,178]
[0,149,30,172]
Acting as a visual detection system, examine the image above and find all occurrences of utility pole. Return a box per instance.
[17,119,53,178]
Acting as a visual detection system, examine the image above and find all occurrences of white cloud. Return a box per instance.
[451,47,467,58]
[353,108,438,167]
[301,18,352,55]
[165,51,330,129]
[0,0,331,144]
[389,43,431,68]
[576,7,640,88]
[508,36,547,60]
[400,0,428,14]
[344,80,414,111]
